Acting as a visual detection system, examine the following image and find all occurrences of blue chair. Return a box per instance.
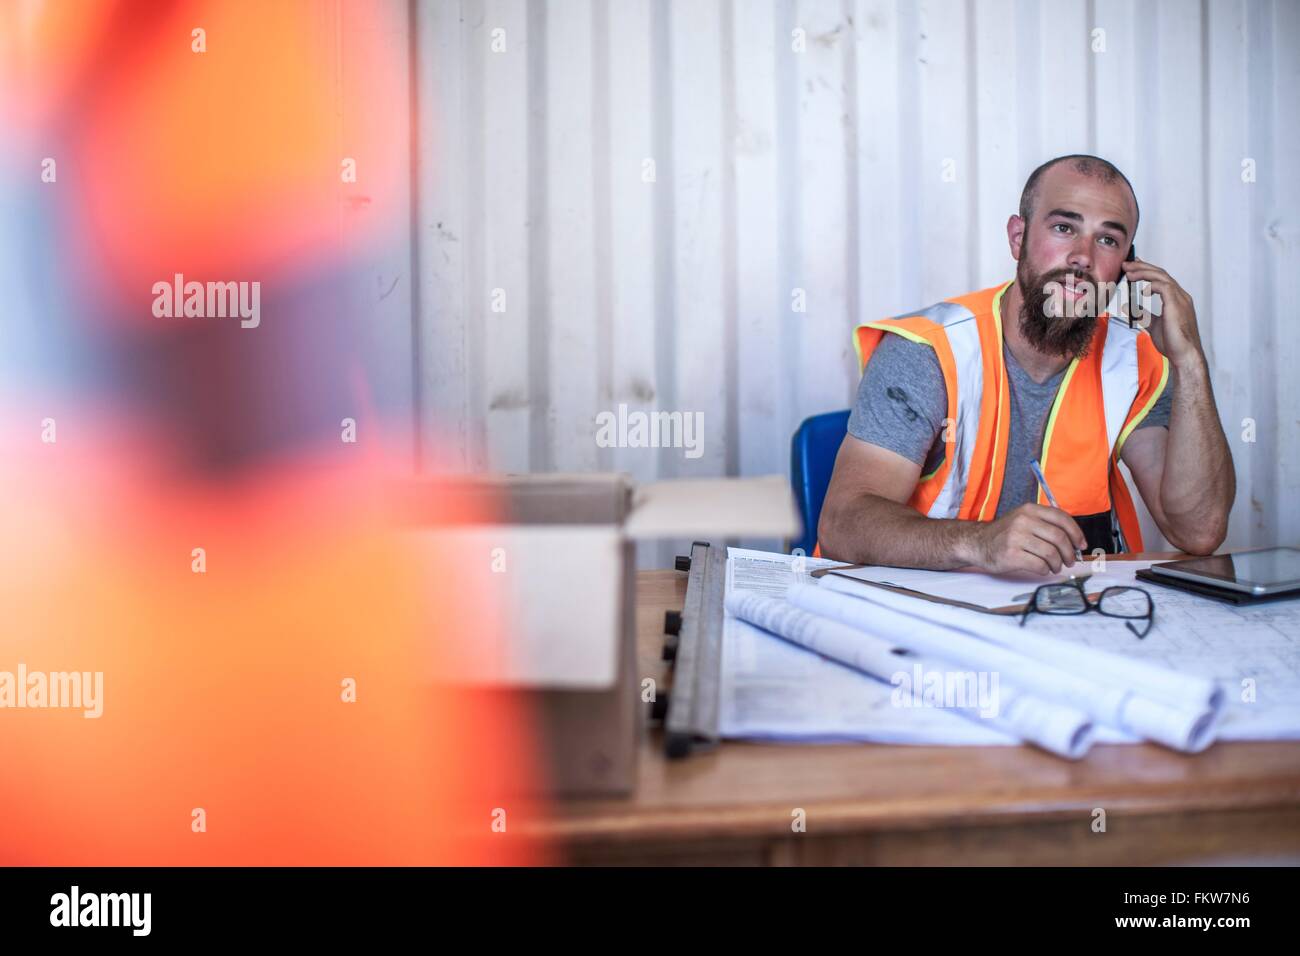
[789,409,851,555]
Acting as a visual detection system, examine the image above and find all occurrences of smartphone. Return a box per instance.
[1123,242,1138,327]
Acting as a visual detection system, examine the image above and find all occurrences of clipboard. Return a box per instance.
[810,567,1027,614]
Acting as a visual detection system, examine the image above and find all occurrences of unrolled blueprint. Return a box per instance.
[720,547,1300,748]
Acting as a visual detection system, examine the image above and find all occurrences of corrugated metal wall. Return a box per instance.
[413,0,1300,563]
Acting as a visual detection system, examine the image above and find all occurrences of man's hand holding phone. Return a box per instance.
[1120,256,1207,370]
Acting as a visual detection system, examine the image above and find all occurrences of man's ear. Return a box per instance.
[1007,214,1026,261]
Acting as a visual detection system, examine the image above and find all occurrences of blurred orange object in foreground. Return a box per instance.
[1,0,406,320]
[0,420,548,865]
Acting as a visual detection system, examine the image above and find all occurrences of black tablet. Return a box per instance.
[1148,547,1300,596]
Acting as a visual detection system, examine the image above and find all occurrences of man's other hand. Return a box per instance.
[963,503,1087,574]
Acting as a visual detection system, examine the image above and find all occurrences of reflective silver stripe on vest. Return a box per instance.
[1100,317,1142,456]
[885,300,982,521]
[888,300,976,330]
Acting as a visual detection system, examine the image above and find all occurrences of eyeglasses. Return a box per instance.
[1019,581,1155,638]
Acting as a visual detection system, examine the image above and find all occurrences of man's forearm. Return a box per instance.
[818,493,979,569]
[1160,355,1236,552]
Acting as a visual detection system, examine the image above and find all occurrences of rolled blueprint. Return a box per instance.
[725,591,1095,759]
[802,578,1221,752]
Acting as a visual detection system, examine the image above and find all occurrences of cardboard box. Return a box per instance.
[393,473,799,796]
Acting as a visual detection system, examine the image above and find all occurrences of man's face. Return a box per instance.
[1012,165,1138,357]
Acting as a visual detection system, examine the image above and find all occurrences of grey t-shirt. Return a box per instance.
[847,332,1173,518]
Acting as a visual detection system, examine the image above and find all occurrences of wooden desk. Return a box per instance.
[539,566,1300,866]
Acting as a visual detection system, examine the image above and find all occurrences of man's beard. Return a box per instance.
[1016,259,1100,359]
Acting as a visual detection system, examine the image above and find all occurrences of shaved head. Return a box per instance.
[1019,154,1139,238]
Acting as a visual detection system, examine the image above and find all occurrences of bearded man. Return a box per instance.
[819,154,1235,573]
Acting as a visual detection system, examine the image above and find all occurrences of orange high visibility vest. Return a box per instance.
[844,280,1168,553]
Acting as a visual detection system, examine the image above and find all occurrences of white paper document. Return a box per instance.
[727,589,1096,758]
[719,548,1017,746]
[802,579,1220,752]
[820,565,1300,740]
[720,547,1300,753]
[989,583,1300,740]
